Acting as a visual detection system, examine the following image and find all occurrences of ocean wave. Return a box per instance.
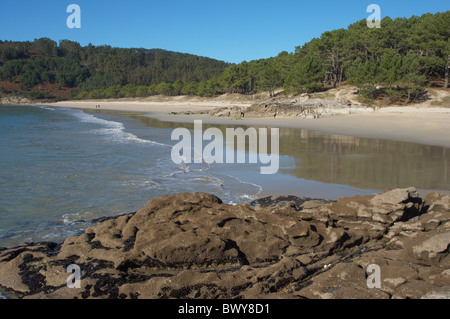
[190,162,210,172]
[71,110,172,147]
[61,211,99,224]
[122,179,159,189]
[34,105,56,111]
[222,174,263,196]
[41,228,86,240]
[168,162,211,177]
[192,175,224,186]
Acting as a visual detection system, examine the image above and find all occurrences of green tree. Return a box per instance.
[284,55,324,94]
[136,86,149,97]
[377,49,404,88]
[172,80,184,95]
[205,77,223,96]
[258,61,283,97]
[32,38,57,57]
[401,53,428,104]
[20,70,40,88]
[58,40,82,60]
[122,84,137,97]
[181,81,199,95]
[2,60,25,80]
[155,82,174,96]
[347,57,380,99]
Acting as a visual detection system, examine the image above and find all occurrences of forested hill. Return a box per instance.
[216,11,448,104]
[1,11,449,103]
[0,39,230,99]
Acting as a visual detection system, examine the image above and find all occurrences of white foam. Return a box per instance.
[34,105,56,111]
[178,164,190,173]
[71,110,172,147]
[192,175,224,186]
[223,174,263,196]
[61,211,94,224]
[190,162,211,172]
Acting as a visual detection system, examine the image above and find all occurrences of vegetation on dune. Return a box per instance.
[0,11,448,104]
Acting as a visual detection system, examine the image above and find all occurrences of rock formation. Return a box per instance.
[0,188,448,299]
[173,95,375,119]
[240,95,374,119]
[0,96,32,105]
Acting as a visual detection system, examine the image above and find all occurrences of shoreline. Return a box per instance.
[43,98,450,148]
[1,188,449,299]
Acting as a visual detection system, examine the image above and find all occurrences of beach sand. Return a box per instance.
[47,96,450,148]
[41,95,450,198]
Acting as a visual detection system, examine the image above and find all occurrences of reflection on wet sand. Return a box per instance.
[279,129,449,191]
[87,109,450,193]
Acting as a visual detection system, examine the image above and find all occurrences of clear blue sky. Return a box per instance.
[0,0,448,63]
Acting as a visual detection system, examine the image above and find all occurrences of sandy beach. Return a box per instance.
[46,94,450,148]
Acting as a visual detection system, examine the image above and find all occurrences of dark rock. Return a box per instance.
[0,189,448,299]
[250,195,333,211]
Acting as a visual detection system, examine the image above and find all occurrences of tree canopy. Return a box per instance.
[0,39,230,99]
[1,11,448,103]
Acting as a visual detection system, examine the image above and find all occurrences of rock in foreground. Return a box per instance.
[0,188,449,299]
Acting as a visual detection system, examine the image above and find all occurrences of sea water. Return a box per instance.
[1,105,449,248]
[0,105,263,247]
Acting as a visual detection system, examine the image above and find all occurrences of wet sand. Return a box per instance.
[41,99,450,199]
[47,99,450,148]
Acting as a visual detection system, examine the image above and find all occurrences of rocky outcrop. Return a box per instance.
[242,95,374,119]
[0,96,32,105]
[175,95,375,119]
[0,188,448,299]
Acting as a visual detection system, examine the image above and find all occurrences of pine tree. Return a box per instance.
[377,49,404,88]
[284,55,324,94]
[258,61,283,97]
